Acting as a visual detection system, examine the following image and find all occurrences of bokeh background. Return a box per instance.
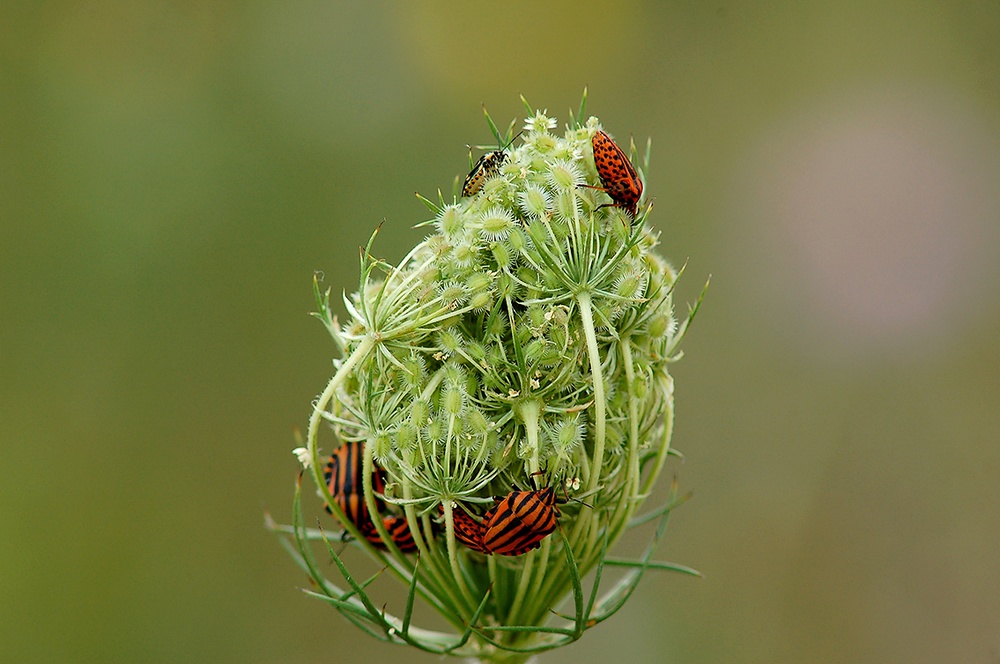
[3,2,999,662]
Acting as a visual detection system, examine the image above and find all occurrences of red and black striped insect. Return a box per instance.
[461,131,522,197]
[450,505,490,554]
[322,441,385,531]
[586,129,643,217]
[363,515,418,553]
[480,485,559,556]
[324,442,421,554]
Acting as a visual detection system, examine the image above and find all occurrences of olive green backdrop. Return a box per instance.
[3,2,999,663]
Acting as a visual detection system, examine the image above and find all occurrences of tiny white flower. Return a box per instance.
[292,447,311,468]
[524,110,557,134]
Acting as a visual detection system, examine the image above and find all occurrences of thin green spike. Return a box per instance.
[575,86,589,127]
[401,556,420,636]
[557,527,586,633]
[665,274,711,359]
[519,93,533,117]
[583,527,611,628]
[626,491,692,529]
[602,559,703,577]
[482,104,503,146]
[414,191,442,215]
[319,527,394,638]
[443,584,493,653]
[503,117,517,145]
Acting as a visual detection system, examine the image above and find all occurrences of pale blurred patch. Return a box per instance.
[727,85,1000,361]
[392,0,637,99]
[241,1,420,147]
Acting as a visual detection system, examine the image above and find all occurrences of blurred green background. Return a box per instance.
[3,2,999,662]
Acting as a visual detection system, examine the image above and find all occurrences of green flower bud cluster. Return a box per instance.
[274,94,706,663]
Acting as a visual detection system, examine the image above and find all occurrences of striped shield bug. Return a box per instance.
[436,503,489,554]
[322,441,385,531]
[363,515,418,554]
[584,129,643,217]
[450,505,490,554]
[480,485,559,556]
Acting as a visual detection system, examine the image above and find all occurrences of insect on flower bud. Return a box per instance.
[279,94,707,661]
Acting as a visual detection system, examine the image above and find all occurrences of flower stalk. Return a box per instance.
[270,92,708,662]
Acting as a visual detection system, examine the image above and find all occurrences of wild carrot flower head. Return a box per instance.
[270,91,707,663]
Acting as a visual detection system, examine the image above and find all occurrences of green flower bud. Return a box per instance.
[507,225,529,253]
[410,399,430,426]
[490,241,513,270]
[396,421,418,449]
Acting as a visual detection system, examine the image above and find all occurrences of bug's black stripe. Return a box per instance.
[497,508,555,545]
[453,511,487,552]
[323,442,385,529]
[344,441,359,494]
[364,516,418,553]
[387,516,417,553]
[492,525,549,556]
[343,442,362,524]
[483,490,558,555]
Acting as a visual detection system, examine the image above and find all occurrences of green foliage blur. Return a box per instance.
[2,2,998,663]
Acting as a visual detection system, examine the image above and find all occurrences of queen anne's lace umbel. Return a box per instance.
[271,95,706,664]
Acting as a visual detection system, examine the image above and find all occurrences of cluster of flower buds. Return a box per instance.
[274,93,706,662]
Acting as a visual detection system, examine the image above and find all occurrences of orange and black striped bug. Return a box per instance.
[322,441,385,531]
[480,485,559,556]
[445,505,490,554]
[461,131,523,198]
[584,129,643,217]
[363,514,418,553]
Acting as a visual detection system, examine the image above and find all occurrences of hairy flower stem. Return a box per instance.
[505,549,537,626]
[304,336,469,625]
[521,291,608,622]
[307,334,474,626]
[401,483,459,613]
[518,400,542,477]
[609,337,641,543]
[574,292,604,537]
[441,501,478,611]
[362,429,473,623]
[306,335,374,515]
[641,374,675,498]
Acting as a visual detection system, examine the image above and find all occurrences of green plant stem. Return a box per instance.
[577,292,605,496]
[401,483,468,619]
[607,336,640,544]
[523,292,605,629]
[640,373,674,498]
[442,501,478,611]
[518,400,542,478]
[573,291,604,551]
[306,335,375,492]
[503,548,537,636]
